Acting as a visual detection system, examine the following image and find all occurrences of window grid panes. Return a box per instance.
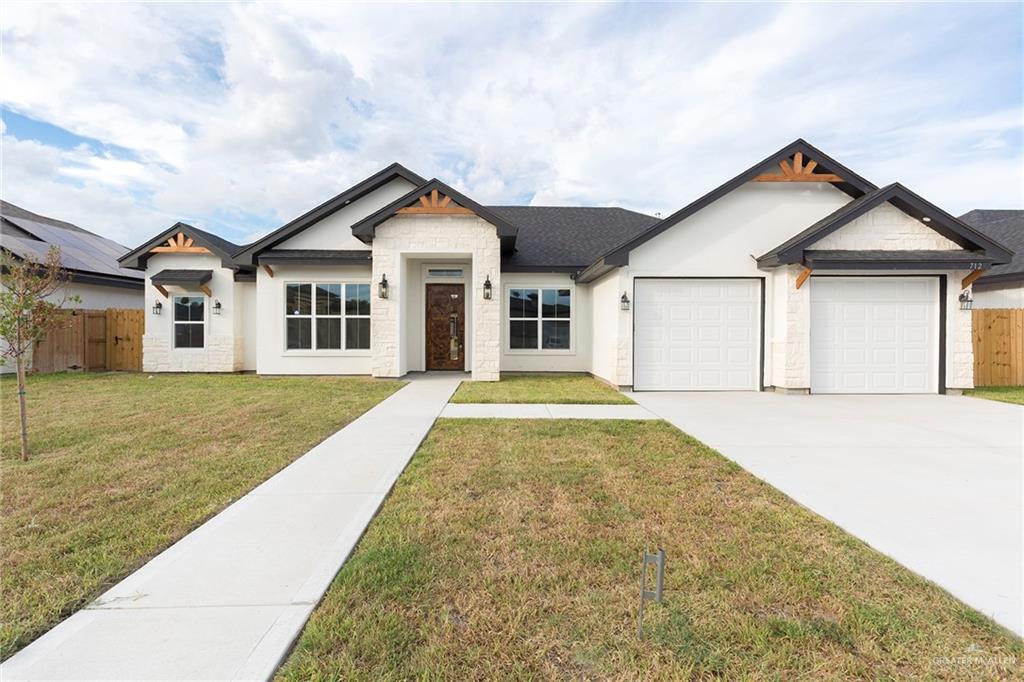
[173,296,204,349]
[509,288,571,350]
[286,282,370,351]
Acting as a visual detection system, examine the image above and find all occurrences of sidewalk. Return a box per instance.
[3,374,461,682]
[441,403,657,419]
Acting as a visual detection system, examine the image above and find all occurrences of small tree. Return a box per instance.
[0,246,79,460]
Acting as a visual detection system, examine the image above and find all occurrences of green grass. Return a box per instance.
[450,373,632,404]
[277,419,1022,680]
[966,386,1024,405]
[0,372,403,658]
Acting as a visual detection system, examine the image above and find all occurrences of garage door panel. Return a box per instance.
[810,277,937,394]
[634,279,760,391]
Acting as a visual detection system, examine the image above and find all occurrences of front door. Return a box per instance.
[426,283,465,370]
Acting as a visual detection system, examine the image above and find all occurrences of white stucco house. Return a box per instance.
[119,140,1013,394]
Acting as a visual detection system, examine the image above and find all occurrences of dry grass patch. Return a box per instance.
[0,372,402,657]
[450,373,632,404]
[278,419,1022,680]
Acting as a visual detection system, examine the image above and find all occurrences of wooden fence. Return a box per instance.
[32,308,144,373]
[972,308,1024,387]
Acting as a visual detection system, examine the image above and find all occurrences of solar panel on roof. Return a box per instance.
[0,216,142,279]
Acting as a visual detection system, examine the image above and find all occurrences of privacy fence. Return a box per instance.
[32,308,144,373]
[972,308,1024,387]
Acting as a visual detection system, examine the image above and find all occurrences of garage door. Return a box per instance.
[634,279,761,391]
[810,277,938,394]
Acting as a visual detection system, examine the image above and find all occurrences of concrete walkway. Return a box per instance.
[441,403,657,419]
[3,374,461,682]
[631,391,1024,636]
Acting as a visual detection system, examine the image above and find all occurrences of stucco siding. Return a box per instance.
[500,272,591,373]
[973,283,1024,309]
[65,282,143,310]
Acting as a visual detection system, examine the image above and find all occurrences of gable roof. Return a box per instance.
[756,183,1013,267]
[1,201,143,285]
[118,222,243,271]
[959,209,1024,285]
[489,206,659,271]
[575,139,878,283]
[351,178,519,250]
[234,163,425,265]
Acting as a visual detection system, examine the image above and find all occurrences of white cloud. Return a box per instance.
[1,2,1021,248]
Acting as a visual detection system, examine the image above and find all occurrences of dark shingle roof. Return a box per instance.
[489,206,659,270]
[150,269,213,285]
[959,209,1023,285]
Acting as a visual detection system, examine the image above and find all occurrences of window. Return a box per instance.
[509,287,571,350]
[173,296,204,348]
[428,268,464,278]
[286,282,370,351]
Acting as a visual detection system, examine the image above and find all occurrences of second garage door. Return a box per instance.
[634,279,761,391]
[810,277,939,394]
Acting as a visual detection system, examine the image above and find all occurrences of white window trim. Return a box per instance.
[504,284,575,355]
[171,294,206,351]
[282,281,372,356]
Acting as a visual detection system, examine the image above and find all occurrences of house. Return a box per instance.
[119,139,1013,394]
[1,200,145,309]
[958,209,1023,309]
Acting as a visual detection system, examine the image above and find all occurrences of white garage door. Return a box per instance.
[634,279,761,391]
[810,277,938,394]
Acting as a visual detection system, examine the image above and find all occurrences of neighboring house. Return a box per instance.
[119,139,1012,394]
[1,200,145,309]
[959,209,1023,309]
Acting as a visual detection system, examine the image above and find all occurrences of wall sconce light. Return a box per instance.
[378,274,389,299]
[620,292,630,311]
[212,300,222,315]
[483,275,492,300]
[958,290,973,310]
[152,300,163,315]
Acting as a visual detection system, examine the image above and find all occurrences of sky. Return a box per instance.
[1,2,1022,248]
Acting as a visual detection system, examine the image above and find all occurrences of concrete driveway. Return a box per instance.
[630,391,1023,637]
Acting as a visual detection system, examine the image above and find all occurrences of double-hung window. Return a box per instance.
[286,282,370,351]
[173,296,204,348]
[509,288,571,350]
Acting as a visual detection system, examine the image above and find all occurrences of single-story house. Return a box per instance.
[2,200,145,309]
[958,209,1023,309]
[119,139,1013,394]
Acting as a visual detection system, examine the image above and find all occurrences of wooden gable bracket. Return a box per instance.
[263,264,274,278]
[153,283,169,298]
[962,269,986,289]
[199,284,213,297]
[795,266,813,289]
[754,152,844,183]
[396,188,475,215]
[150,232,212,254]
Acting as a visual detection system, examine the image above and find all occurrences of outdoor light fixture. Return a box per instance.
[483,275,493,300]
[213,300,222,315]
[620,292,631,311]
[378,274,389,299]
[152,300,162,315]
[959,290,973,310]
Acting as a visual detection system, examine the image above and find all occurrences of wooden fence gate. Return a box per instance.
[32,308,144,373]
[972,309,1024,387]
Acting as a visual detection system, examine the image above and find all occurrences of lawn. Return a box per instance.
[450,373,632,404]
[0,372,402,658]
[278,419,1022,680]
[966,386,1024,406]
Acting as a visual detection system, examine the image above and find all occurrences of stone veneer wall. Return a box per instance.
[371,214,502,381]
[947,269,974,389]
[813,204,960,251]
[142,333,241,372]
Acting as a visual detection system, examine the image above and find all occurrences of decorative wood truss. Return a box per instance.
[962,269,986,289]
[396,189,475,215]
[151,282,212,298]
[795,266,813,289]
[754,152,843,183]
[149,232,211,254]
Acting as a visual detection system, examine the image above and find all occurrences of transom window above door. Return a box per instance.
[285,282,370,351]
[508,288,571,350]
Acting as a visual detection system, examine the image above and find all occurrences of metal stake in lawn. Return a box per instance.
[637,548,665,639]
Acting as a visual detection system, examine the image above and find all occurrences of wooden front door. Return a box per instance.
[425,283,465,370]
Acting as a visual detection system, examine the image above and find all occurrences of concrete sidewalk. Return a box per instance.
[441,403,657,419]
[3,374,461,682]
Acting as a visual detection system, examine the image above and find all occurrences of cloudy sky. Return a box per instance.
[1,2,1021,247]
